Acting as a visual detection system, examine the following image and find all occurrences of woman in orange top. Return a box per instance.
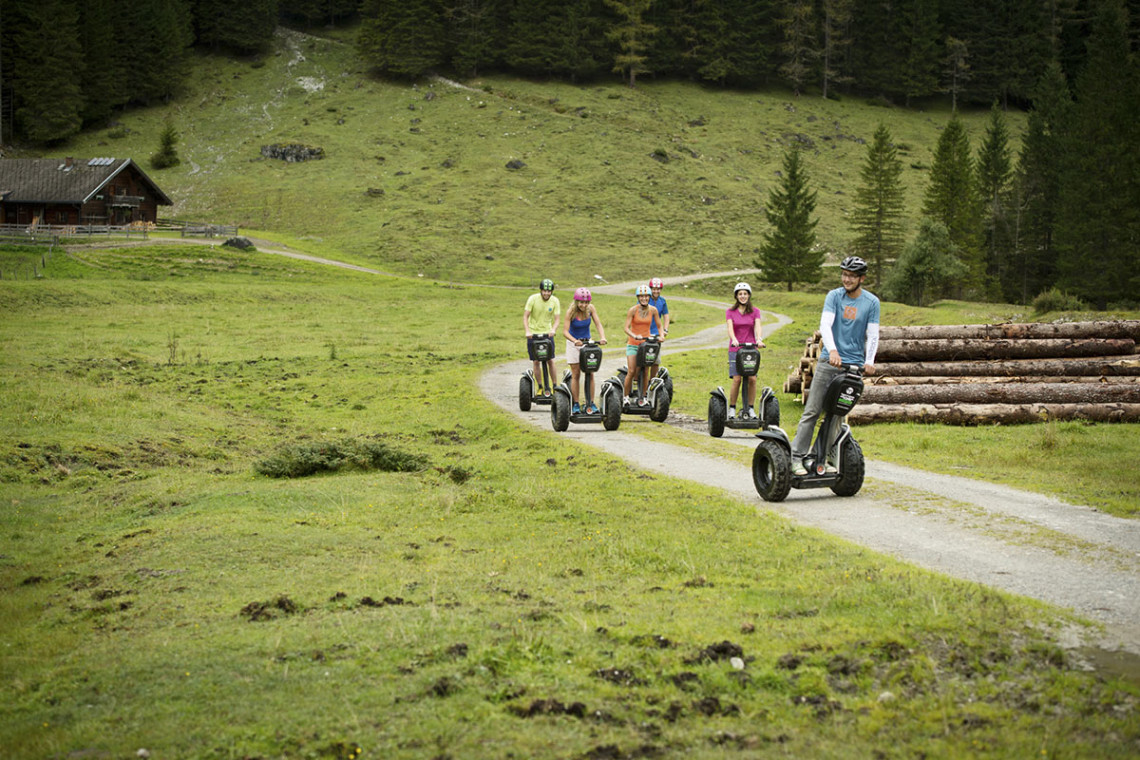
[623,284,664,405]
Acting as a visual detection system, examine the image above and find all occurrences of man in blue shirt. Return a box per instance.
[791,257,880,475]
[645,277,669,383]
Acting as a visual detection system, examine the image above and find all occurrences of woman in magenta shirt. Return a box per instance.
[725,282,765,419]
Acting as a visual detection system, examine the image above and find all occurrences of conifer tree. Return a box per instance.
[358,0,447,77]
[900,0,941,105]
[777,0,817,95]
[820,0,853,99]
[975,103,1012,300]
[942,36,970,110]
[1053,0,1140,308]
[757,147,823,291]
[884,217,966,306]
[922,114,983,294]
[605,0,656,87]
[10,0,84,142]
[1014,61,1072,302]
[850,124,906,287]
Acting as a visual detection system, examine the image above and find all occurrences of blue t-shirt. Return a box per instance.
[821,287,880,365]
[648,296,668,336]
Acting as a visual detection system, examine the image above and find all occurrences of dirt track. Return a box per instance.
[482,280,1140,658]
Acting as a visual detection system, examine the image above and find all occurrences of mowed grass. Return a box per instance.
[1,245,1137,758]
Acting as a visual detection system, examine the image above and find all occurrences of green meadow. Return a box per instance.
[2,26,1138,759]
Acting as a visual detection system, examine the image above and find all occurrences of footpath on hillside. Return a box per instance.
[482,277,1140,664]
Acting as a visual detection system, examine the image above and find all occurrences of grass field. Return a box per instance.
[1,244,1138,758]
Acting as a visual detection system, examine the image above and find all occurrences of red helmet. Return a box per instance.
[648,277,664,289]
[574,287,592,302]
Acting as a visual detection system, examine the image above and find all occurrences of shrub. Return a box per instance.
[254,438,426,478]
[1031,288,1087,315]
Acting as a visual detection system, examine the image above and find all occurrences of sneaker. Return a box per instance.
[749,407,757,420]
[825,460,838,473]
[792,459,808,476]
[624,396,631,407]
[639,397,650,407]
[727,407,736,419]
[572,402,581,414]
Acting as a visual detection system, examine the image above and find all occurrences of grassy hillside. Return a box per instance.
[42,27,1015,286]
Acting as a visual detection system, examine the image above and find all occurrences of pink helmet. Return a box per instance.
[648,277,664,289]
[574,287,592,302]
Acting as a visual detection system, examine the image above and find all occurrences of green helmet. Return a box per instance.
[540,278,555,291]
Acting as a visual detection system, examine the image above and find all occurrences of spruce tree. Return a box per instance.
[1053,0,1140,308]
[900,0,941,105]
[850,124,906,288]
[884,218,966,306]
[922,114,983,294]
[605,0,656,87]
[820,0,853,99]
[777,0,818,95]
[10,0,84,142]
[757,147,823,291]
[358,0,447,78]
[975,102,1013,300]
[1015,61,1072,302]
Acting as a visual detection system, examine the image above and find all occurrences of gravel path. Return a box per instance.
[483,280,1140,656]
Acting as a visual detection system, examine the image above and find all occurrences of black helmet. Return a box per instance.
[839,256,868,274]
[540,278,555,291]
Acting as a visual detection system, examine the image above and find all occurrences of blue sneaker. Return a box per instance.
[572,402,581,414]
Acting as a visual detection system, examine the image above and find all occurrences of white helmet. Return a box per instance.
[636,285,652,296]
[734,282,752,294]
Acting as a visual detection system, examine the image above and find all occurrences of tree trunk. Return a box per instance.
[876,337,1135,362]
[874,356,1140,377]
[867,375,1140,385]
[879,320,1140,341]
[863,382,1140,405]
[850,402,1140,425]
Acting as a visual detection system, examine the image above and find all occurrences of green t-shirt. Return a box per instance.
[525,293,561,333]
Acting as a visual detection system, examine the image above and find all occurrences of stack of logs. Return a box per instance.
[783,320,1140,424]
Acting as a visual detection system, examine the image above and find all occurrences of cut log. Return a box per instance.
[875,356,1140,377]
[879,320,1140,341]
[850,402,1140,425]
[867,375,1140,386]
[876,337,1135,362]
[785,374,802,394]
[863,382,1140,405]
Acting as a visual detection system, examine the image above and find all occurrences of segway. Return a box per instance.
[615,336,671,422]
[707,343,780,437]
[551,341,623,431]
[751,365,866,502]
[519,335,555,411]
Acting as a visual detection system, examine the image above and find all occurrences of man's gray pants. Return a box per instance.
[791,362,844,461]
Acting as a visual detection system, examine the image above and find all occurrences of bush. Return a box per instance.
[1031,288,1087,315]
[254,438,426,478]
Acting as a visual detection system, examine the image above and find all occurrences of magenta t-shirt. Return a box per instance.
[726,307,761,349]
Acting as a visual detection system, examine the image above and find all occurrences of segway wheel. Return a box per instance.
[752,440,792,502]
[707,394,726,438]
[649,389,670,422]
[519,375,533,411]
[663,373,674,402]
[762,394,781,428]
[830,437,865,497]
[603,387,622,431]
[551,393,570,432]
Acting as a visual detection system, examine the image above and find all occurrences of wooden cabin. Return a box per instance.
[0,157,173,228]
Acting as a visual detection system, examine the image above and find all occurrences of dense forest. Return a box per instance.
[0,0,1136,306]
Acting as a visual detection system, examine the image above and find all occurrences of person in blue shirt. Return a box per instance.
[791,257,880,475]
[645,277,669,383]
